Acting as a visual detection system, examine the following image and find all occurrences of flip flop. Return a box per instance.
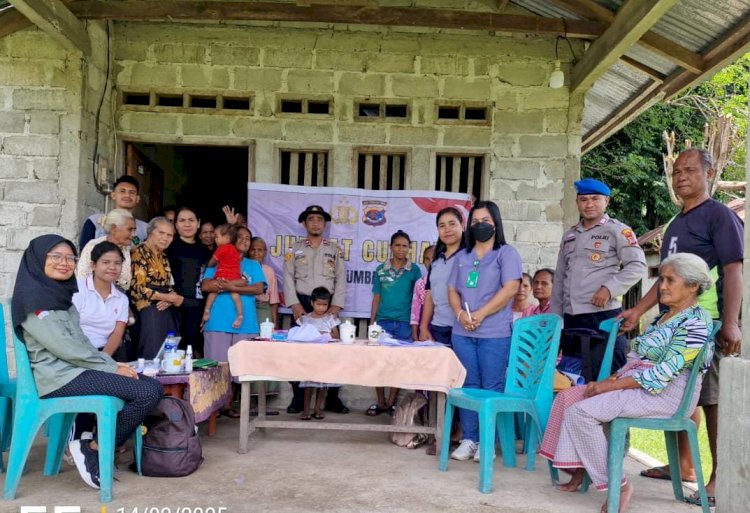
[299,412,312,421]
[312,412,325,420]
[640,466,697,483]
[684,491,716,507]
[365,404,387,416]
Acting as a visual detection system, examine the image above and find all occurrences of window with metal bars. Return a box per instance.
[356,152,407,190]
[279,150,329,186]
[434,154,485,200]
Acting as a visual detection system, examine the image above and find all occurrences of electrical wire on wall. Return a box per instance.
[91,20,113,197]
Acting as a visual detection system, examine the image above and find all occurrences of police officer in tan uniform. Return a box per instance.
[283,205,348,413]
[550,178,646,371]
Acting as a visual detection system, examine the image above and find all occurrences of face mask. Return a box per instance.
[471,222,495,243]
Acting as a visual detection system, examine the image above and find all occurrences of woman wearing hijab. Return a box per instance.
[11,234,163,490]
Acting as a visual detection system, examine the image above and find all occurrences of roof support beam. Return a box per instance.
[582,79,663,152]
[583,12,750,152]
[550,0,703,73]
[8,0,91,55]
[571,0,679,94]
[620,55,666,82]
[663,10,750,98]
[66,1,606,38]
[0,8,32,38]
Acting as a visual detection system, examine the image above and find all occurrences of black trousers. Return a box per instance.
[178,298,205,356]
[288,294,347,413]
[44,370,163,447]
[563,308,629,377]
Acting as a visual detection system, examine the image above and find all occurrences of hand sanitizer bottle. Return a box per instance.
[184,344,193,373]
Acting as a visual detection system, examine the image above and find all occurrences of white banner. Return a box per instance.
[248,183,472,318]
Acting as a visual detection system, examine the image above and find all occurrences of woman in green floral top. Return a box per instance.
[129,217,184,359]
[540,253,714,512]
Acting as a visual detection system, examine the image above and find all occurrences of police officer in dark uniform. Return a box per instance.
[283,205,348,413]
[551,178,646,371]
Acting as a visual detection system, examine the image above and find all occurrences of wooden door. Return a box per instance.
[126,143,164,221]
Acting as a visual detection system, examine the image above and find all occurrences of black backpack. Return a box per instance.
[140,396,203,477]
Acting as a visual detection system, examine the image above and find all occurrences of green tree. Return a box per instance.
[582,53,749,235]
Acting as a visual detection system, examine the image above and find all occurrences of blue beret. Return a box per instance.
[575,178,611,196]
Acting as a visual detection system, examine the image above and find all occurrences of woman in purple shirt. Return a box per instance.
[447,200,523,461]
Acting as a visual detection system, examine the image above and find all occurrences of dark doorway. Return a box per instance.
[126,142,249,225]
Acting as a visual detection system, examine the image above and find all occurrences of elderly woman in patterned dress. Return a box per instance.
[540,252,714,513]
[130,217,184,359]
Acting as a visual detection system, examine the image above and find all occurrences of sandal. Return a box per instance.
[299,412,312,421]
[640,465,696,483]
[684,491,715,507]
[365,404,387,416]
[312,412,325,420]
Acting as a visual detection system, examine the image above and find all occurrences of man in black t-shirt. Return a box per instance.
[621,148,743,503]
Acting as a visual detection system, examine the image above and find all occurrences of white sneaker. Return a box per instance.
[473,444,496,462]
[450,439,478,461]
[64,431,94,466]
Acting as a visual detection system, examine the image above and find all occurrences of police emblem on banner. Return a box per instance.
[332,198,358,224]
[362,200,387,226]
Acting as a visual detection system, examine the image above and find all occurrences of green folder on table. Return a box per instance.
[192,358,219,369]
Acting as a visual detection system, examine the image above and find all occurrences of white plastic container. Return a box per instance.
[260,318,275,340]
[339,319,356,344]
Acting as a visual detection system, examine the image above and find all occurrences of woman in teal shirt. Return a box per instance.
[367,230,421,416]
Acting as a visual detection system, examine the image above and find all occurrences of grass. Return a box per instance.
[630,420,713,477]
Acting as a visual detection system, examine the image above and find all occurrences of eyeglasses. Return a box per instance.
[47,253,78,265]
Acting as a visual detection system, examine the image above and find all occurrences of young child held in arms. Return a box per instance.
[411,244,435,340]
[298,287,340,421]
[202,223,244,329]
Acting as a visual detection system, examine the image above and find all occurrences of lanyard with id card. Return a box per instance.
[466,259,480,288]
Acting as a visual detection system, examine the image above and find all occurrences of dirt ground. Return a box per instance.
[0,413,704,513]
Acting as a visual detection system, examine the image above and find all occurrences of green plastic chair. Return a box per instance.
[605,321,720,513]
[3,332,142,502]
[439,314,563,493]
[547,317,621,491]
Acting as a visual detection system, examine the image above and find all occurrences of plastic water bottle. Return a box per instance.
[164,331,177,353]
[184,345,193,373]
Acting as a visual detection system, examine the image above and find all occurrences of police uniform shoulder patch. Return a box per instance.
[621,228,638,246]
[284,251,293,262]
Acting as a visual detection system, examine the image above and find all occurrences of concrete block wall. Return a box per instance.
[0,30,78,306]
[113,22,583,271]
[0,24,114,366]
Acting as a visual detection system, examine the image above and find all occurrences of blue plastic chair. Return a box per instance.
[548,317,621,491]
[3,333,141,502]
[605,321,720,513]
[439,314,563,493]
[0,304,17,471]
